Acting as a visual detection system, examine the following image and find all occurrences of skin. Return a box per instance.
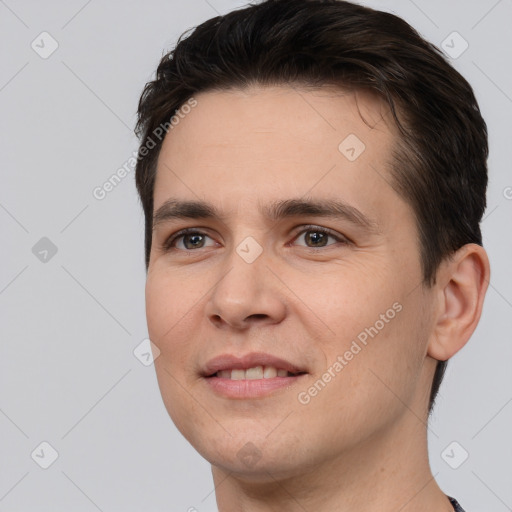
[145,85,490,511]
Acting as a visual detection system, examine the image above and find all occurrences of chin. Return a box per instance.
[188,428,312,479]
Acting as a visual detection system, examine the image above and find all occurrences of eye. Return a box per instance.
[162,228,217,251]
[161,225,350,253]
[291,225,349,249]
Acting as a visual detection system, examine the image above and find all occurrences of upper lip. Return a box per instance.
[202,352,307,377]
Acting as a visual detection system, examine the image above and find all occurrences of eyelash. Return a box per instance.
[161,225,350,252]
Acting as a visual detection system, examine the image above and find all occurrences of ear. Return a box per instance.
[427,243,490,361]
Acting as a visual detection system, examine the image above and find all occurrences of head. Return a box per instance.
[134,0,489,478]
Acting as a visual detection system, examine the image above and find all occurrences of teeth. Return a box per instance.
[263,366,277,378]
[216,366,296,380]
[231,369,245,381]
[245,366,263,379]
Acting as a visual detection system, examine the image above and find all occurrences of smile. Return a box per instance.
[202,353,308,398]
[215,366,300,380]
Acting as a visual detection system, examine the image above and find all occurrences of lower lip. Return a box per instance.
[205,375,305,398]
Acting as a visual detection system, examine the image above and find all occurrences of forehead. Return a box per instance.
[153,84,402,227]
[160,84,395,152]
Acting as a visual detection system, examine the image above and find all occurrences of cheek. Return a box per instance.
[308,290,428,423]
[145,269,201,356]
[294,261,425,401]
[288,258,399,345]
[147,264,195,316]
[146,270,204,431]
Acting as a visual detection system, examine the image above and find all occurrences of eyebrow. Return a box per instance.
[152,197,381,234]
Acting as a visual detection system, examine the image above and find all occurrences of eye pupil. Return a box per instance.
[184,234,204,249]
[306,231,327,247]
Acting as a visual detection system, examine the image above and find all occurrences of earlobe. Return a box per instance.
[427,244,490,361]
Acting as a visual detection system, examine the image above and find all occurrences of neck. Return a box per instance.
[212,410,454,512]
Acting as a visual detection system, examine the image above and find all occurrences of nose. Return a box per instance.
[205,246,287,330]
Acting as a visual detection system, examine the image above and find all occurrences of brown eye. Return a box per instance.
[181,233,207,249]
[293,226,348,249]
[163,229,216,251]
[303,230,330,247]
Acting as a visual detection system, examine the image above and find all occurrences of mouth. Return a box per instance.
[208,365,306,380]
[202,353,308,398]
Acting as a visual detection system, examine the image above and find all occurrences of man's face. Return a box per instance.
[146,86,436,477]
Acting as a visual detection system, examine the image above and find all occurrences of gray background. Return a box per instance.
[1,0,511,510]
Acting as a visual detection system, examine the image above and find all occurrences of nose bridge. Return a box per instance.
[206,234,286,328]
[214,235,268,308]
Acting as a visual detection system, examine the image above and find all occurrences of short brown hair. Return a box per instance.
[134,0,489,412]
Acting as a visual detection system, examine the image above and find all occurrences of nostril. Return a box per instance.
[247,314,268,321]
